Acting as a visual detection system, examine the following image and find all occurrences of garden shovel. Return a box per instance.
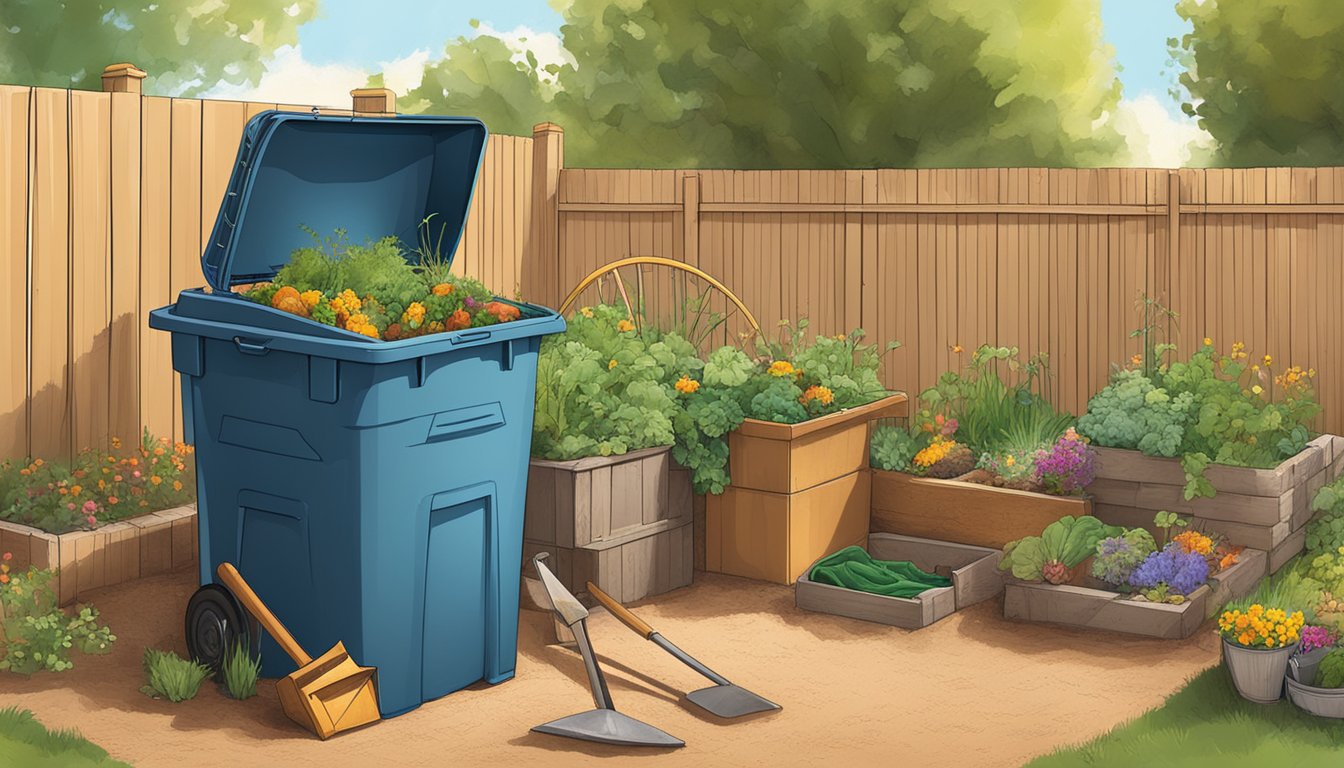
[530,554,684,748]
[586,581,781,719]
[216,562,380,740]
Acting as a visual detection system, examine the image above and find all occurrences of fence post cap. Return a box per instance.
[101,63,147,94]
[533,122,564,135]
[102,63,147,79]
[350,87,396,115]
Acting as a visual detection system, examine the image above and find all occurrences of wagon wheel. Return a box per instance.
[185,583,260,678]
[558,256,761,351]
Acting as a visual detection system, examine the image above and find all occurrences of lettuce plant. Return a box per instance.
[999,516,1122,584]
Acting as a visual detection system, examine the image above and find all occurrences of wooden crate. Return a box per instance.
[522,515,693,604]
[525,445,691,548]
[870,469,1090,549]
[1090,435,1344,573]
[706,469,871,585]
[0,504,197,605]
[728,393,907,494]
[1002,548,1268,639]
[795,533,1004,629]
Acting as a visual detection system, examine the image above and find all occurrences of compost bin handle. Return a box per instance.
[216,562,313,667]
[233,337,270,356]
[586,581,656,640]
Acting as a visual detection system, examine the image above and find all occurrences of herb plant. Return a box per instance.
[141,649,212,703]
[221,640,261,700]
[1091,528,1157,589]
[0,558,115,674]
[1129,544,1210,603]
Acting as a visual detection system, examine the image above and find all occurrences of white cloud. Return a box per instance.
[203,45,431,108]
[1113,93,1216,167]
[473,22,576,76]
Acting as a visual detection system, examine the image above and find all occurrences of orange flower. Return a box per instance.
[675,376,700,394]
[952,345,964,354]
[616,319,635,333]
[173,480,183,492]
[431,283,454,296]
[33,459,43,467]
[150,476,163,486]
[108,496,118,505]
[0,574,8,584]
[69,485,82,496]
[113,475,122,482]
[485,301,521,323]
[800,385,834,406]
[768,360,796,377]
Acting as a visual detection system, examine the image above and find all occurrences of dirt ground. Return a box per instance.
[1,568,1222,768]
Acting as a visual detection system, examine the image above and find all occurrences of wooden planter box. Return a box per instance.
[795,533,1004,629]
[0,504,198,606]
[705,393,907,585]
[1089,435,1344,573]
[1002,547,1268,639]
[870,469,1091,549]
[524,446,694,602]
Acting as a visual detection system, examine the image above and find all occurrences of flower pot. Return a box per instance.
[1286,656,1344,718]
[1291,645,1333,687]
[1222,638,1298,703]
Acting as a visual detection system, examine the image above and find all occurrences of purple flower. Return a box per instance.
[1301,625,1339,654]
[1034,434,1097,495]
[464,296,479,310]
[1129,544,1209,596]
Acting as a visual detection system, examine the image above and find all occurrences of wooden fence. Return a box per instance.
[4,67,1344,463]
[0,70,533,462]
[537,132,1344,432]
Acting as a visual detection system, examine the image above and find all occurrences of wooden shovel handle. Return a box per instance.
[217,562,312,667]
[586,581,655,640]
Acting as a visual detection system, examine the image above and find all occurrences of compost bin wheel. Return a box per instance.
[185,583,259,677]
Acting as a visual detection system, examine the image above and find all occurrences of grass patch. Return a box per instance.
[141,648,212,702]
[1026,664,1344,767]
[0,707,130,767]
[221,639,260,700]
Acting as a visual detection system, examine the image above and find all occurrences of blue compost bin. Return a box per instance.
[148,110,565,717]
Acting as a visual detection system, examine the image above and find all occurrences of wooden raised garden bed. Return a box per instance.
[705,393,907,585]
[869,470,1091,549]
[795,533,1004,629]
[1089,435,1344,573]
[524,445,693,602]
[1002,547,1268,639]
[0,504,198,606]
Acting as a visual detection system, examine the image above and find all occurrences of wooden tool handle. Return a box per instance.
[216,562,312,667]
[586,581,655,640]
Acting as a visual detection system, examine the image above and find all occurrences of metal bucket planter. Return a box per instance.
[1291,646,1333,688]
[1222,638,1298,703]
[1285,655,1344,718]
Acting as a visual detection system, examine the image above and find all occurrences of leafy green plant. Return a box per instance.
[869,422,925,472]
[221,640,260,700]
[916,345,1072,458]
[1091,528,1157,589]
[141,649,212,702]
[0,560,115,674]
[1318,648,1344,689]
[1308,478,1344,554]
[0,706,130,768]
[999,516,1122,584]
[1153,510,1190,548]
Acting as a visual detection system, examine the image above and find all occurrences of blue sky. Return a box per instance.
[299,0,1191,116]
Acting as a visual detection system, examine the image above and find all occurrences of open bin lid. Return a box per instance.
[201,110,487,291]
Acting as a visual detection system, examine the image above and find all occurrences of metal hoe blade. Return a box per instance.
[651,633,781,718]
[530,554,684,748]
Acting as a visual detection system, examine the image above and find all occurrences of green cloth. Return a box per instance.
[809,546,952,598]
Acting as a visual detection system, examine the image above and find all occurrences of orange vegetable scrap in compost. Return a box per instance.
[485,301,521,323]
[446,309,472,331]
[271,286,309,317]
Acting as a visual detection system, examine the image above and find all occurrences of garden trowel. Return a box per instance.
[530,553,684,748]
[586,580,781,719]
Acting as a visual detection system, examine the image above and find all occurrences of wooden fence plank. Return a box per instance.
[29,88,71,460]
[0,86,30,460]
[108,91,141,445]
[168,98,202,444]
[138,97,173,443]
[69,90,111,453]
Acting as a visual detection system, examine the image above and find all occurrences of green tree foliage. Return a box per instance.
[0,1,318,96]
[1173,0,1344,166]
[393,1,1125,168]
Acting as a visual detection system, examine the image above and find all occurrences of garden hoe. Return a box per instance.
[216,563,380,740]
[530,553,684,748]
[587,580,781,719]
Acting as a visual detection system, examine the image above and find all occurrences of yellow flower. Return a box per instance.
[1005,455,1016,467]
[768,360,796,377]
[300,290,323,310]
[800,385,834,406]
[675,376,700,394]
[617,319,635,332]
[1130,353,1143,367]
[952,345,964,354]
[1203,337,1212,347]
[1263,355,1272,366]
[1252,385,1263,395]
[401,302,427,327]
[1251,364,1259,372]
[913,437,956,468]
[338,289,362,311]
[608,359,618,370]
[579,307,594,318]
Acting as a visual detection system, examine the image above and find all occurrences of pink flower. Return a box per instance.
[82,500,98,513]
[66,502,76,510]
[132,470,141,479]
[86,515,96,526]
